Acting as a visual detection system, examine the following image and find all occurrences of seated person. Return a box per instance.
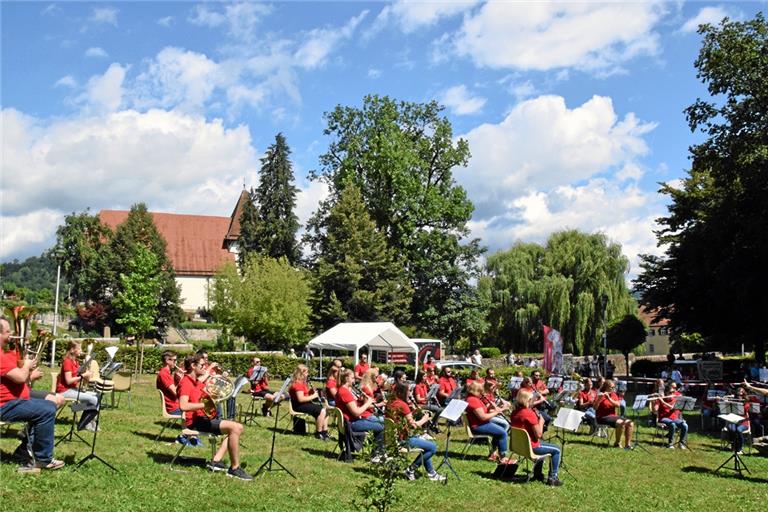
[594,379,634,450]
[656,382,688,449]
[437,367,458,406]
[56,340,100,431]
[354,354,370,381]
[465,381,511,464]
[422,356,436,373]
[386,382,444,482]
[424,366,438,387]
[289,364,329,440]
[484,368,498,387]
[466,369,484,386]
[336,369,384,460]
[156,350,182,415]
[247,356,276,416]
[521,374,552,428]
[484,380,510,433]
[325,364,341,407]
[726,387,752,454]
[361,369,387,413]
[577,377,598,433]
[178,354,251,480]
[510,388,562,486]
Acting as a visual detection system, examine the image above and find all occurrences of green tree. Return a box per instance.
[237,188,260,267]
[606,314,647,376]
[55,209,111,301]
[103,203,183,332]
[210,256,311,350]
[310,185,413,330]
[634,15,768,363]
[113,245,161,339]
[252,133,301,265]
[309,95,483,341]
[485,231,636,355]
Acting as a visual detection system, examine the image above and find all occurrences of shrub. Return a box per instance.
[479,347,501,358]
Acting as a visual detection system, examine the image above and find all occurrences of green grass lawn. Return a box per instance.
[2,375,766,512]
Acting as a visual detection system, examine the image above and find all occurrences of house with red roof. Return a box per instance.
[638,306,672,355]
[98,191,249,314]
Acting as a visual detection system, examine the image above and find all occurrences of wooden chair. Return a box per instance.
[509,427,551,482]
[460,412,491,459]
[154,390,183,443]
[109,371,133,409]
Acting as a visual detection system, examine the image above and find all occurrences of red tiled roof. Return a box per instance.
[638,306,670,328]
[99,210,236,276]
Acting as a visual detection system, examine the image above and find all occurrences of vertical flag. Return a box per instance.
[543,325,563,374]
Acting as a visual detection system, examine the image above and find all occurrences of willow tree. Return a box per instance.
[485,230,636,355]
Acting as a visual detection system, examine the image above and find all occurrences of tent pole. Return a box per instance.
[319,349,323,379]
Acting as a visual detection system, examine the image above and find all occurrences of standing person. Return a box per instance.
[470,349,483,366]
[0,317,64,470]
[246,356,276,416]
[335,369,385,460]
[656,382,688,449]
[465,381,512,464]
[289,364,329,440]
[56,340,99,431]
[178,354,251,480]
[386,382,445,481]
[354,354,370,380]
[594,379,635,450]
[510,388,562,486]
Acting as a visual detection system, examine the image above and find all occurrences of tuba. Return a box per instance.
[201,375,234,418]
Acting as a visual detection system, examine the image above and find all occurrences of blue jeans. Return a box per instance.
[727,423,749,452]
[0,398,57,463]
[660,418,688,445]
[533,441,561,479]
[490,415,510,431]
[472,422,508,454]
[407,436,438,473]
[351,416,384,449]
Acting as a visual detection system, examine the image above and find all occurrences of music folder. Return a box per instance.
[440,399,468,423]
[274,377,292,404]
[553,408,584,432]
[718,413,745,425]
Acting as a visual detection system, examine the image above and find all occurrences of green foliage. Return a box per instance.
[478,347,501,359]
[485,231,636,356]
[210,256,312,350]
[0,254,60,302]
[310,185,413,330]
[113,246,162,338]
[55,209,111,301]
[634,14,768,364]
[354,418,408,512]
[606,314,648,374]
[310,94,485,342]
[237,188,260,267]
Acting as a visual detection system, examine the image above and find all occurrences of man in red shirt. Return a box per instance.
[178,353,251,480]
[156,350,182,414]
[422,355,436,373]
[0,317,64,470]
[354,354,370,380]
[437,368,457,405]
[656,382,688,449]
[510,388,562,486]
[424,366,438,387]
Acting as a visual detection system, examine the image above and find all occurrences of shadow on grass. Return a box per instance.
[468,468,531,484]
[146,450,206,468]
[300,446,341,459]
[682,465,768,484]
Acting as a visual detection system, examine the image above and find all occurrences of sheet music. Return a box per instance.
[547,377,563,389]
[562,380,580,392]
[426,383,440,403]
[673,396,696,411]
[553,408,585,432]
[248,365,267,382]
[632,394,649,410]
[231,375,250,397]
[718,413,745,424]
[718,401,743,415]
[440,399,468,422]
[274,377,292,404]
[507,377,523,391]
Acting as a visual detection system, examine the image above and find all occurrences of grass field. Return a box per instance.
[2,374,767,512]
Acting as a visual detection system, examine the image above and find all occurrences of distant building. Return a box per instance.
[638,306,671,355]
[99,191,249,315]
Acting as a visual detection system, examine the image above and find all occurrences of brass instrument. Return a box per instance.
[26,329,53,364]
[201,374,234,419]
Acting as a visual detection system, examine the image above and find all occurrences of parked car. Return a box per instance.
[434,360,482,371]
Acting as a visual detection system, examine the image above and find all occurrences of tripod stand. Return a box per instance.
[435,421,460,482]
[75,386,117,471]
[628,409,651,454]
[254,400,296,478]
[56,379,91,446]
[435,399,467,484]
[714,420,751,478]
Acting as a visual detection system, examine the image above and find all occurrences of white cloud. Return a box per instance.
[41,4,60,16]
[85,46,108,58]
[90,7,118,26]
[439,85,486,115]
[453,2,666,72]
[157,16,174,28]
[54,75,77,88]
[367,68,382,79]
[188,2,271,41]
[0,209,63,260]
[294,11,368,69]
[78,63,126,113]
[509,80,537,102]
[680,6,729,34]
[0,107,262,259]
[372,0,479,34]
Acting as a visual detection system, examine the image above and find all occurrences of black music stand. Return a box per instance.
[254,378,296,479]
[550,407,583,479]
[628,395,652,454]
[714,408,750,477]
[435,399,467,484]
[57,364,92,447]
[672,396,696,451]
[74,382,117,472]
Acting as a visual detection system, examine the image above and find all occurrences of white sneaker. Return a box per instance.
[404,467,416,481]
[667,444,675,449]
[427,471,446,482]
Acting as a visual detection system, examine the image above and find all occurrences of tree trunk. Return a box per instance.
[624,352,630,378]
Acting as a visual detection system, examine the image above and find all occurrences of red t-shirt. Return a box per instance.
[413,383,428,405]
[325,377,338,399]
[511,406,541,448]
[0,350,29,406]
[658,391,681,421]
[533,379,548,393]
[466,395,487,430]
[361,384,375,399]
[354,363,370,377]
[579,389,596,408]
[156,365,179,413]
[290,381,310,405]
[56,356,81,392]
[423,362,436,372]
[337,385,371,421]
[178,374,207,426]
[246,366,269,393]
[386,398,412,439]
[485,377,498,387]
[595,392,619,418]
[466,377,484,386]
[439,376,457,400]
[424,374,438,386]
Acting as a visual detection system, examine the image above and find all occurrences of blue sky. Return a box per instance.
[2,1,765,277]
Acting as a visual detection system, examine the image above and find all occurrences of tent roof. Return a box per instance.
[307,322,417,353]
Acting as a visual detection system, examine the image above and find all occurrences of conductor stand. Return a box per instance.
[714,408,750,477]
[550,407,584,480]
[436,398,467,484]
[628,395,652,454]
[254,378,296,479]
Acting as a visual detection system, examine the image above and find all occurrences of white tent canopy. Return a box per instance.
[307,322,417,369]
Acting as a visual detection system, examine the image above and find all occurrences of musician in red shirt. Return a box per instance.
[485,368,498,387]
[336,369,385,459]
[354,354,370,380]
[576,377,598,434]
[466,369,484,386]
[593,379,634,450]
[0,317,63,470]
[466,381,511,464]
[510,389,562,486]
[413,374,428,407]
[56,340,99,408]
[422,355,436,373]
[437,368,458,405]
[657,382,688,449]
[289,364,328,440]
[325,364,341,406]
[725,386,753,453]
[178,354,251,480]
[156,350,182,414]
[246,356,276,416]
[424,366,438,387]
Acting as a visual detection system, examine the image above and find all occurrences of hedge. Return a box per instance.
[479,347,501,359]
